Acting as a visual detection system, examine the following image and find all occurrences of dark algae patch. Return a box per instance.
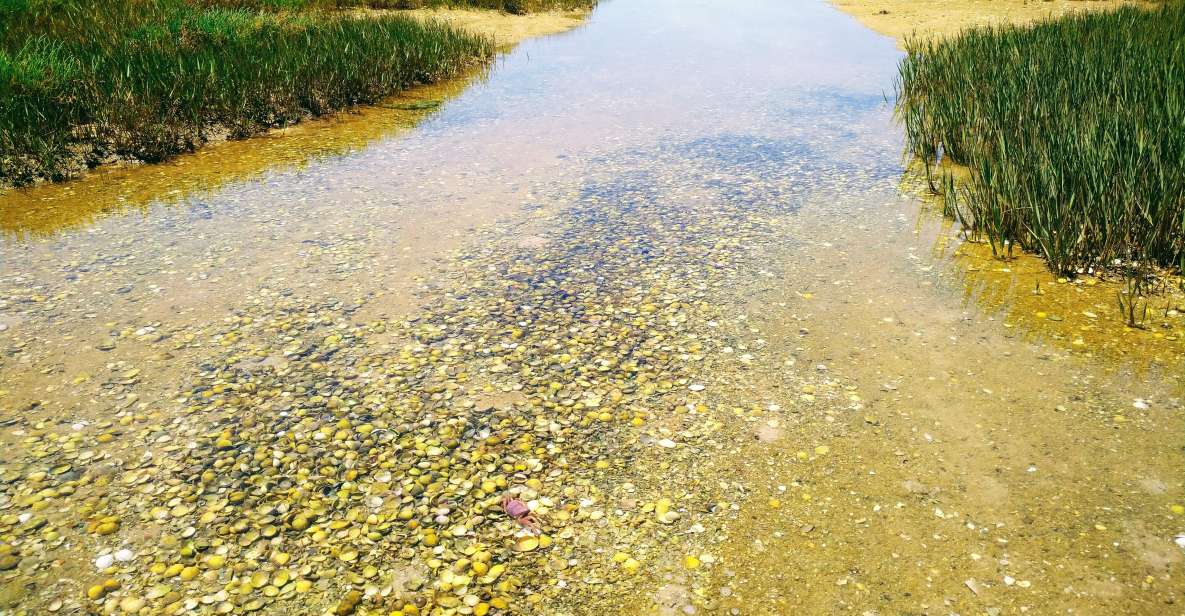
[895,2,1185,277]
[0,0,494,186]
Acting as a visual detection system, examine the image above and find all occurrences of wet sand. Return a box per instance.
[831,0,1160,43]
[394,8,591,49]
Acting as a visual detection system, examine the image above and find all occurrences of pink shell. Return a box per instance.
[503,499,530,518]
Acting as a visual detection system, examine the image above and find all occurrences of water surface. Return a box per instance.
[0,1,1181,614]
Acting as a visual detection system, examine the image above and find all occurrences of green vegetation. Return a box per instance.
[0,0,503,185]
[896,2,1184,277]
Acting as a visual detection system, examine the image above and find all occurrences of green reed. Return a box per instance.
[895,3,1185,276]
[0,0,494,185]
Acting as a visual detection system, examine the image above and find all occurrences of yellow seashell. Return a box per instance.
[513,536,539,552]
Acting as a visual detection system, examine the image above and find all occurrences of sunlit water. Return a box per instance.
[0,1,1181,614]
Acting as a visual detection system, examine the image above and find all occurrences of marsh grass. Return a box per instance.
[895,3,1185,278]
[0,0,497,185]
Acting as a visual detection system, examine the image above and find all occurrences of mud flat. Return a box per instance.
[396,8,590,48]
[830,0,1159,42]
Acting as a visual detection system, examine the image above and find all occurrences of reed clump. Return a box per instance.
[0,0,494,185]
[895,3,1185,277]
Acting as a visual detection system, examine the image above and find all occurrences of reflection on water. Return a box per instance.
[0,0,1181,614]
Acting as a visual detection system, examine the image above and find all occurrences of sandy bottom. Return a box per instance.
[1,2,1180,614]
[830,0,1159,43]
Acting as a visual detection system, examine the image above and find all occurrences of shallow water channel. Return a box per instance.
[1,0,1182,614]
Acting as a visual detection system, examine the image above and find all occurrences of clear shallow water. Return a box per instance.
[0,1,1181,614]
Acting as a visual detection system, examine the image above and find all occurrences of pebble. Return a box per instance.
[118,596,145,612]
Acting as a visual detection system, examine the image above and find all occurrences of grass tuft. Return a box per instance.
[895,2,1185,276]
[0,0,502,185]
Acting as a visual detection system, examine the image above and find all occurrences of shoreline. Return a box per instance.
[832,0,1183,341]
[0,8,590,193]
